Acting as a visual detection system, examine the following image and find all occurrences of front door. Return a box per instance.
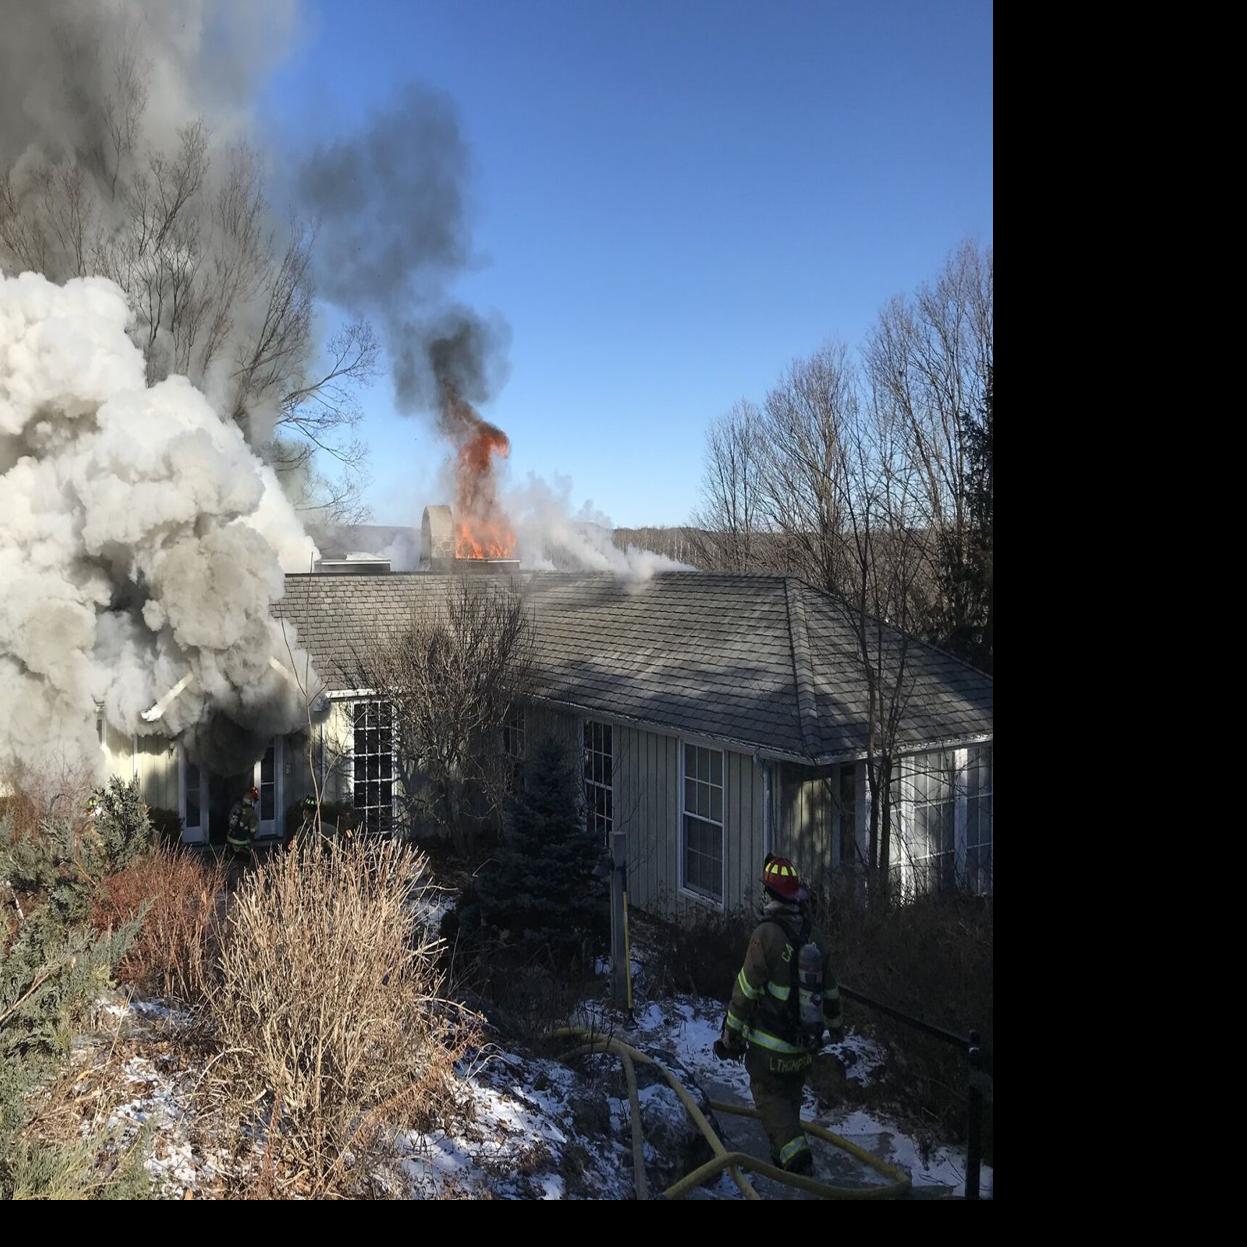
[255,738,281,839]
[181,738,282,845]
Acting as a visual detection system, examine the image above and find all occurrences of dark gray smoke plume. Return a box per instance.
[297,85,510,423]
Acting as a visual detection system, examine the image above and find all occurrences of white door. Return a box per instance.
[178,748,209,846]
[254,737,283,839]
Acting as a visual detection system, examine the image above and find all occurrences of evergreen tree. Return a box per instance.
[457,736,607,966]
[1,802,149,1198]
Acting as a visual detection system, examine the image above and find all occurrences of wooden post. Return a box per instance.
[611,830,628,1009]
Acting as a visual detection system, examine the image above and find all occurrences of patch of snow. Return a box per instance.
[395,1047,635,1200]
[410,886,456,933]
[831,1032,888,1086]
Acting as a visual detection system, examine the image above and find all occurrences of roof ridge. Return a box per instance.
[784,578,820,759]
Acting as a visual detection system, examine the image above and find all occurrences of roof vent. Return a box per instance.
[314,557,391,575]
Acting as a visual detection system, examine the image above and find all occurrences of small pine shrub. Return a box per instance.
[1,804,148,1199]
[89,777,157,872]
[455,735,608,973]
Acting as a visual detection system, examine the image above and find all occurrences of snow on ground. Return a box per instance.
[87,996,253,1198]
[83,970,990,1199]
[410,884,456,935]
[835,1031,888,1086]
[394,1047,635,1200]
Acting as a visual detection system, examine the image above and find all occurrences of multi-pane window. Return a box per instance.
[584,721,613,844]
[683,744,724,901]
[905,750,957,895]
[837,764,857,867]
[353,701,394,834]
[502,704,526,762]
[185,760,202,832]
[965,745,993,894]
[259,743,276,822]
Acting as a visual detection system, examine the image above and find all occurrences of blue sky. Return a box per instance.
[262,0,992,528]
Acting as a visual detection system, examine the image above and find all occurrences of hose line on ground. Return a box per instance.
[555,1026,911,1201]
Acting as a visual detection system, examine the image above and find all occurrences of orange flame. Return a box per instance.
[454,421,516,558]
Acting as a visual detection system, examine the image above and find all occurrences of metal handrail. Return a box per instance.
[838,983,990,1200]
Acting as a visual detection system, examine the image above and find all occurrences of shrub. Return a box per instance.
[638,899,755,999]
[1,805,148,1199]
[637,876,992,1155]
[281,798,357,844]
[204,835,474,1196]
[455,735,607,973]
[88,778,157,872]
[91,847,227,1003]
[145,807,183,848]
[813,882,993,1151]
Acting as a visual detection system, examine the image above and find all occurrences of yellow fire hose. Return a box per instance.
[555,1027,912,1201]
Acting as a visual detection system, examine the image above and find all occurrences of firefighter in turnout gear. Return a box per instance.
[285,794,318,849]
[227,786,260,859]
[715,855,844,1177]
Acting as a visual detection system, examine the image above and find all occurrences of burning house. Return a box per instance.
[92,519,993,913]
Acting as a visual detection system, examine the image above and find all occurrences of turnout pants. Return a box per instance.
[745,1045,814,1173]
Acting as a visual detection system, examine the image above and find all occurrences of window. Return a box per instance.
[837,764,857,867]
[584,721,613,845]
[185,761,202,831]
[682,744,724,902]
[352,701,394,834]
[965,745,993,894]
[905,751,957,895]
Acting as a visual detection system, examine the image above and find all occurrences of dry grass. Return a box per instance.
[91,849,227,1003]
[201,835,479,1197]
[0,763,97,838]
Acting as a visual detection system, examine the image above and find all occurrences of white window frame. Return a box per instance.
[350,699,396,835]
[503,703,526,763]
[679,741,726,908]
[887,748,952,897]
[176,746,209,845]
[583,719,614,846]
[891,745,994,898]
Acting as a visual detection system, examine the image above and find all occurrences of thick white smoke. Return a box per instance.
[506,475,690,583]
[0,270,318,783]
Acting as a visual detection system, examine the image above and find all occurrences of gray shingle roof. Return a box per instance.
[273,571,993,763]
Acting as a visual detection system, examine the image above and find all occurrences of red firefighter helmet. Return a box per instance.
[762,855,808,902]
[245,786,260,803]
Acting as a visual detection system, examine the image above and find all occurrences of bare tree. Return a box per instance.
[756,344,858,585]
[345,581,533,854]
[0,37,377,521]
[748,343,930,901]
[866,240,993,666]
[690,400,765,572]
[834,396,931,900]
